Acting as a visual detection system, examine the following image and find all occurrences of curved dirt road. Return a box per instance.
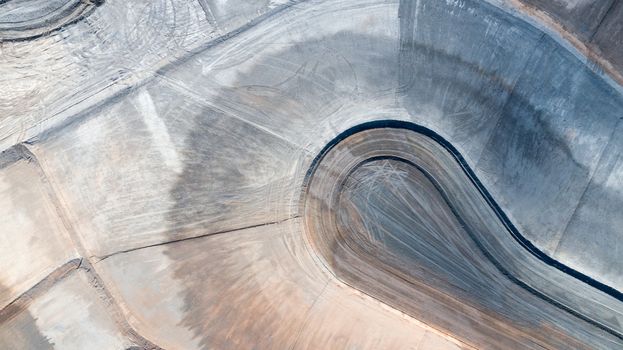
[303,121,623,348]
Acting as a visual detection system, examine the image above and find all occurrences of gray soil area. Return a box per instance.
[0,0,622,349]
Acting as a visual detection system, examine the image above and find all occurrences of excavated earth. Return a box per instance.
[0,0,622,349]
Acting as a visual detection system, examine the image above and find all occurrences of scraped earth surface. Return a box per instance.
[1,0,623,349]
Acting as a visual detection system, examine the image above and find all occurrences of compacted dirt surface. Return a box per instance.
[1,0,622,349]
